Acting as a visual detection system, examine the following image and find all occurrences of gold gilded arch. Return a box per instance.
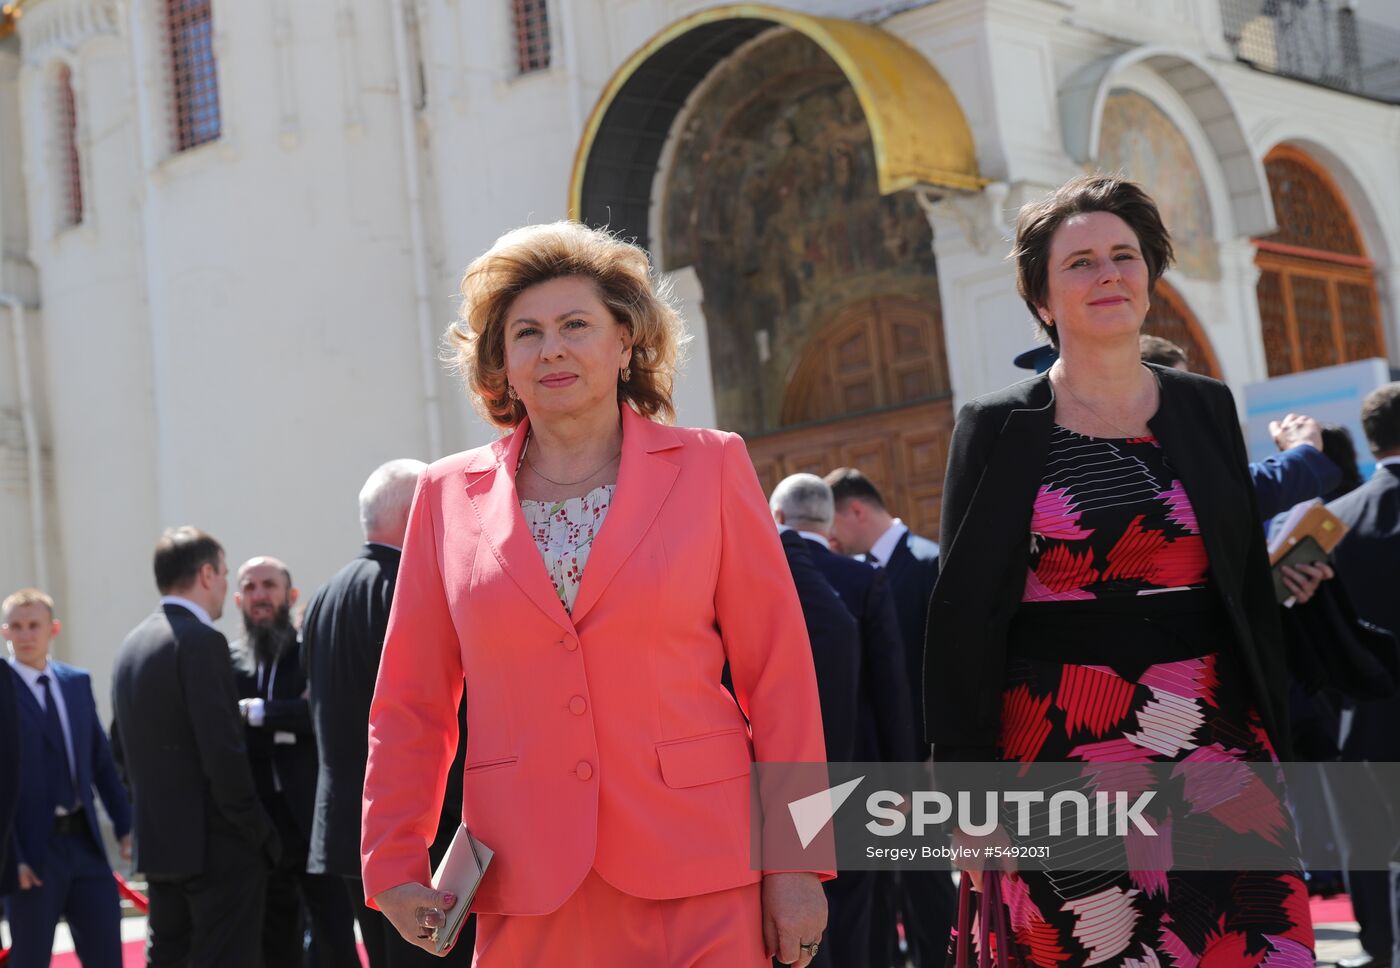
[0,1,28,39]
[568,3,984,228]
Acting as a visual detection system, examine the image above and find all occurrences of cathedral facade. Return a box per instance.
[1,0,1398,706]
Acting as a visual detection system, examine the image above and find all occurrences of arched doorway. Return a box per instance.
[1254,145,1385,376]
[1144,280,1221,378]
[659,30,951,538]
[570,6,983,540]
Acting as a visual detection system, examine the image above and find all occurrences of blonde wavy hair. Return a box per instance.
[445,221,687,428]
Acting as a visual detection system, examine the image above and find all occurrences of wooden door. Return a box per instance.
[747,295,953,539]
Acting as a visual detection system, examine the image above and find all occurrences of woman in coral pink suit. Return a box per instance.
[360,221,832,967]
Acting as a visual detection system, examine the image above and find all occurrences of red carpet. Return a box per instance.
[47,941,370,967]
[39,902,1357,966]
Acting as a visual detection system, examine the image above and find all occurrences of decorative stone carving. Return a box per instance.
[19,0,121,66]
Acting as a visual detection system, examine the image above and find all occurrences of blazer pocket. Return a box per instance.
[463,754,519,776]
[656,728,753,789]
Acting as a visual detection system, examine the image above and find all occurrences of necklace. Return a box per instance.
[521,433,621,487]
[1052,362,1151,439]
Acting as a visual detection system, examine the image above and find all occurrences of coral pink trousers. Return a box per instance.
[471,869,768,967]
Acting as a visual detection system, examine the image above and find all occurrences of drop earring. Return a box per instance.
[506,384,519,401]
[620,365,632,383]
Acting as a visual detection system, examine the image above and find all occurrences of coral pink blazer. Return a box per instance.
[361,405,830,915]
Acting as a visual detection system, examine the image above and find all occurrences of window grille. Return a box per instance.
[56,64,82,226]
[512,0,551,74]
[167,0,221,151]
[1254,147,1384,376]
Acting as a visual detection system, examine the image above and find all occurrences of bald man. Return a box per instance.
[230,557,357,968]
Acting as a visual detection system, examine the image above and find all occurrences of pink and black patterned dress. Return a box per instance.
[990,427,1314,966]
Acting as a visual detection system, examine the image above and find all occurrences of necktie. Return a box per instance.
[38,674,78,812]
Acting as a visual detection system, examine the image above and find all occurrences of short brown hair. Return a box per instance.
[1361,382,1400,456]
[2,588,55,620]
[1140,334,1188,369]
[1012,174,1175,347]
[445,221,686,428]
[153,527,224,594]
[824,467,886,510]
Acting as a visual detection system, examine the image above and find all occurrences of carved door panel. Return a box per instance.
[746,399,953,541]
[753,295,952,540]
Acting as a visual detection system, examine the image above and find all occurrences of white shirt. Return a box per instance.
[8,656,78,811]
[159,595,216,629]
[867,518,910,568]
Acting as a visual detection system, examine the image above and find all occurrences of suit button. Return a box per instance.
[576,761,593,780]
[568,696,587,715]
[561,637,578,652]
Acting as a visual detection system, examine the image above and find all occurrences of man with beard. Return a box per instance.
[231,556,357,968]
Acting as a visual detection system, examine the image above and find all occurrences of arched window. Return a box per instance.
[56,64,82,226]
[512,0,550,74]
[167,0,221,151]
[1144,280,1221,378]
[1254,146,1384,376]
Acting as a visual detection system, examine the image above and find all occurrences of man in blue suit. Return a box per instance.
[825,467,955,968]
[2,588,131,968]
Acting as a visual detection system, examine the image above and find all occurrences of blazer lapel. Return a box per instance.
[13,669,65,758]
[942,376,1055,580]
[569,407,682,625]
[56,668,89,786]
[464,421,575,634]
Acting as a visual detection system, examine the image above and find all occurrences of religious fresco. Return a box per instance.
[660,30,945,437]
[1097,90,1219,280]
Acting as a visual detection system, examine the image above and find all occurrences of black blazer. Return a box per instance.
[303,544,401,878]
[111,604,279,876]
[230,636,318,841]
[806,537,920,763]
[779,529,861,762]
[879,529,940,757]
[1328,466,1400,761]
[924,364,1289,761]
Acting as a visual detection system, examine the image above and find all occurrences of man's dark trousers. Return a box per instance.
[144,823,268,968]
[262,797,358,968]
[3,815,121,968]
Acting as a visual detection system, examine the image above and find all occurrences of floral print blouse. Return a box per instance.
[520,484,616,614]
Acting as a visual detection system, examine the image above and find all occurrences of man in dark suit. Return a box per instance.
[771,473,915,968]
[112,527,280,968]
[825,466,956,968]
[1328,382,1400,968]
[303,459,472,967]
[231,557,357,968]
[3,588,130,968]
[777,529,860,764]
